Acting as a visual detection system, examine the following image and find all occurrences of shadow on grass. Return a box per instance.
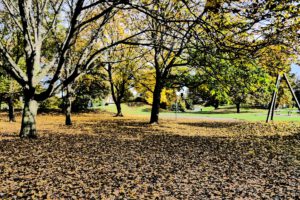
[184,110,259,115]
[141,108,170,113]
[140,108,261,115]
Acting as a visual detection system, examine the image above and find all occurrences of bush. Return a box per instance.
[39,96,63,112]
[160,102,168,110]
[72,96,91,112]
[132,97,147,103]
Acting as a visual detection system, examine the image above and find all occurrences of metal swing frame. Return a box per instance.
[266,73,300,123]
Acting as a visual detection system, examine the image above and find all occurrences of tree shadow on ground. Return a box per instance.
[0,133,19,139]
[178,121,241,129]
[185,110,258,115]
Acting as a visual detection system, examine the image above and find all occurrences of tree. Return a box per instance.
[186,0,300,113]
[134,65,177,110]
[136,0,299,122]
[0,71,21,121]
[106,60,133,117]
[0,0,142,138]
[188,41,274,113]
[0,51,22,122]
[71,67,109,113]
[0,0,298,136]
[131,1,201,124]
[256,44,299,110]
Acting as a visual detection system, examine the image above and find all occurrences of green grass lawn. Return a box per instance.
[99,103,300,122]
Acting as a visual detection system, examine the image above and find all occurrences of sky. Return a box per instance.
[291,63,300,78]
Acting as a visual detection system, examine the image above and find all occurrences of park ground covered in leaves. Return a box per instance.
[0,112,299,199]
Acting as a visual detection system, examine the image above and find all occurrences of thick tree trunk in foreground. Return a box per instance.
[8,96,16,122]
[20,98,38,138]
[150,82,162,124]
[115,101,123,117]
[236,103,240,113]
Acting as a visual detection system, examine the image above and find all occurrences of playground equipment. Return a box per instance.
[266,73,300,122]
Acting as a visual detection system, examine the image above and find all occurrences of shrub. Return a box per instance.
[39,96,63,112]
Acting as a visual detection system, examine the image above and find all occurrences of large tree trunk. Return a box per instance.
[115,101,123,117]
[8,96,16,122]
[236,103,240,113]
[150,82,162,124]
[65,86,72,125]
[20,96,38,138]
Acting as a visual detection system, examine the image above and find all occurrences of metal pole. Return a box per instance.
[270,92,277,121]
[266,74,281,123]
[283,73,300,111]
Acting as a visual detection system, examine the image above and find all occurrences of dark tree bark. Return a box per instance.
[65,102,72,125]
[8,77,16,122]
[8,96,16,122]
[108,64,125,117]
[20,90,38,138]
[115,100,123,117]
[213,100,219,110]
[236,103,240,113]
[150,80,162,124]
[65,85,73,125]
[0,0,133,138]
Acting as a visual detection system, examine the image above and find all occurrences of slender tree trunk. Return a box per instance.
[20,92,38,138]
[214,100,219,110]
[8,78,16,122]
[65,98,72,125]
[115,101,123,117]
[108,64,124,117]
[0,96,2,112]
[236,103,240,113]
[8,96,16,122]
[150,81,162,124]
[65,86,72,125]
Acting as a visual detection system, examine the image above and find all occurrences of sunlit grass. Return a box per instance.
[100,103,300,122]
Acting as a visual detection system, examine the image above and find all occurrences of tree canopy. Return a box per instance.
[0,0,299,137]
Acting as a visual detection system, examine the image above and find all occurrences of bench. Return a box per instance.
[275,109,300,116]
[287,110,300,116]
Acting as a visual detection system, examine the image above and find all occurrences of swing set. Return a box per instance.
[266,73,300,123]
